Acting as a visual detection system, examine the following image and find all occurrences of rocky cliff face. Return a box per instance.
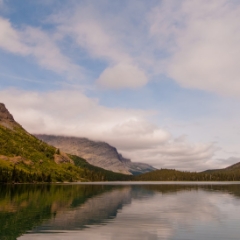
[35,135,132,175]
[35,135,156,175]
[0,103,17,129]
[0,103,14,121]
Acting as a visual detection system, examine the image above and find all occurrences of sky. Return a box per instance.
[1,0,240,171]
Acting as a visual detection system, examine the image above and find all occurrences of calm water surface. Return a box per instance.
[1,182,240,240]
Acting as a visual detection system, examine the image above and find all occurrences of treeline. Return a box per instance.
[134,169,240,181]
[0,165,121,183]
[0,166,52,183]
[2,166,240,183]
[0,155,133,183]
[2,155,240,183]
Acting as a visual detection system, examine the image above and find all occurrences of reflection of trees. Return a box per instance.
[1,183,240,239]
[139,184,240,199]
[0,184,126,239]
[201,184,240,198]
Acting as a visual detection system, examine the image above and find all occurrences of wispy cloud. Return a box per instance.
[2,0,240,94]
[0,17,83,81]
[49,2,150,89]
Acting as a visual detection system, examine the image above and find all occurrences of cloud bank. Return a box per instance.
[1,89,218,171]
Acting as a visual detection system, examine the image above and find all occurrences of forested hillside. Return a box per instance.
[135,168,240,181]
[0,103,132,183]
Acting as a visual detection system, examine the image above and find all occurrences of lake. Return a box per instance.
[1,182,240,240]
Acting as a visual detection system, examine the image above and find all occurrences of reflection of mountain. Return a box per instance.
[36,187,132,231]
[0,184,125,239]
[2,183,240,239]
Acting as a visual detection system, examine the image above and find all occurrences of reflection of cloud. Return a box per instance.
[19,185,240,240]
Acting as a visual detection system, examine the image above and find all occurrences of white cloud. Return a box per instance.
[149,0,240,96]
[121,140,217,171]
[0,17,82,80]
[97,63,148,89]
[52,5,132,64]
[2,1,240,93]
[50,5,149,89]
[0,88,218,171]
[1,1,240,170]
[52,0,240,94]
[0,17,29,54]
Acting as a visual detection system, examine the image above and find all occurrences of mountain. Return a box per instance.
[135,162,240,181]
[203,161,240,173]
[0,103,131,183]
[35,135,156,175]
[224,162,240,170]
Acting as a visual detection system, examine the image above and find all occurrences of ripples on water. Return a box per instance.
[0,182,240,239]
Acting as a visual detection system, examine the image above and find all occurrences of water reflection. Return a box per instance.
[0,183,240,239]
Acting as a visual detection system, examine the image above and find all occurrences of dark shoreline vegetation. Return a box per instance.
[2,167,240,184]
[1,103,240,183]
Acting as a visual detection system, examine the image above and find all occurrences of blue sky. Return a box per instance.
[1,0,240,170]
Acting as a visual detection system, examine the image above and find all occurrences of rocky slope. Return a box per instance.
[35,135,156,175]
[0,103,18,129]
[0,103,131,182]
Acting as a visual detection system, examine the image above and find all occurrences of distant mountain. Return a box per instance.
[0,103,131,183]
[224,162,240,170]
[203,161,240,173]
[135,161,240,181]
[35,135,156,175]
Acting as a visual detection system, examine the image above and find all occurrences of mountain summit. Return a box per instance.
[0,103,14,121]
[0,103,17,128]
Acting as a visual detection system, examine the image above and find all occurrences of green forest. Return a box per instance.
[0,123,132,183]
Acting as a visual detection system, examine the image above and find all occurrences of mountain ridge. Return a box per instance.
[35,134,156,175]
[0,103,132,182]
